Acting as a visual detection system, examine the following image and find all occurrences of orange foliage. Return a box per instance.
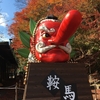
[8,0,100,50]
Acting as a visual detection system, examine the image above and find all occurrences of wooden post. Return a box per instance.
[15,83,17,100]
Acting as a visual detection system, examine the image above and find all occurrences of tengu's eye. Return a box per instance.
[42,33,51,38]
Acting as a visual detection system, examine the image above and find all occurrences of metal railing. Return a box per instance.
[0,83,24,100]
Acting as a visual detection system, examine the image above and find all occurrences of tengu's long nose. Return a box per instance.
[49,10,82,45]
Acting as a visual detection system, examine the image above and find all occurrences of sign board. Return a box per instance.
[24,63,93,100]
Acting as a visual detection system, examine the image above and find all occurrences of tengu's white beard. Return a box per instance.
[35,42,72,54]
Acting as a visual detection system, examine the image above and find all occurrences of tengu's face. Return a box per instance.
[30,10,82,62]
[30,20,71,62]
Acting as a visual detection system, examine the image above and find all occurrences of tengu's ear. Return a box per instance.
[46,15,58,20]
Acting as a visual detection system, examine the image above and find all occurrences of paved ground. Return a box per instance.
[92,89,100,100]
[0,89,23,100]
[0,89,15,100]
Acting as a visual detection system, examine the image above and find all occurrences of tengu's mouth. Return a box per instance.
[35,42,72,54]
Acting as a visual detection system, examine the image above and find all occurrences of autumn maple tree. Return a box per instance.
[8,0,100,74]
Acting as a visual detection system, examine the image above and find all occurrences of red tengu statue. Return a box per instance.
[29,10,82,63]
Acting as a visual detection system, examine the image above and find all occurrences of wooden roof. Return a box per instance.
[0,42,17,65]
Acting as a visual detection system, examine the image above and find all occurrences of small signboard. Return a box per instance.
[42,70,78,100]
[60,83,78,100]
[42,70,61,96]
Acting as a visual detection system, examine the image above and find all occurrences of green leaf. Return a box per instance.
[69,35,75,44]
[29,18,36,35]
[70,50,76,58]
[19,31,30,48]
[17,48,30,58]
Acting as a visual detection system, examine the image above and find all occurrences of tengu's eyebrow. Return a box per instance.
[39,24,49,32]
[39,24,55,33]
